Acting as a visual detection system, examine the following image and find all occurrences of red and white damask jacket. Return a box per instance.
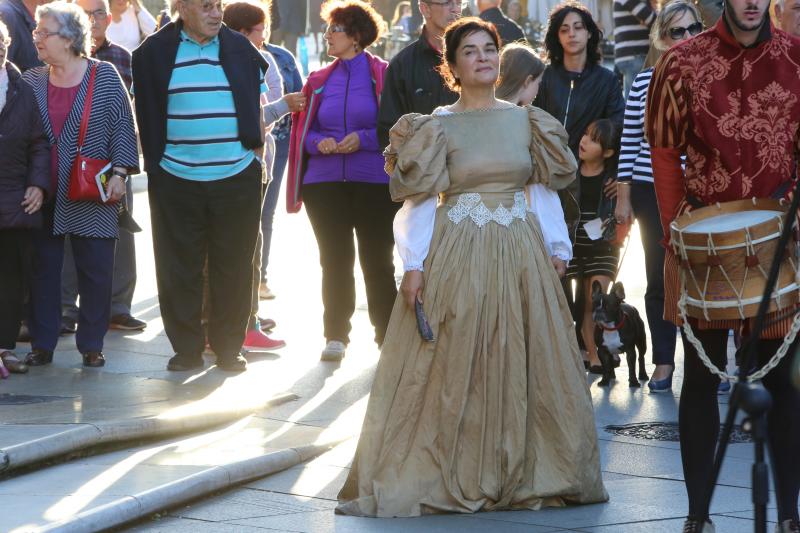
[646,17,800,334]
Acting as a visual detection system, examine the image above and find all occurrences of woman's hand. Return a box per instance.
[337,132,361,154]
[400,270,424,310]
[550,256,567,278]
[615,183,633,225]
[603,178,617,199]
[106,175,126,203]
[21,186,44,214]
[318,137,338,154]
[284,92,307,113]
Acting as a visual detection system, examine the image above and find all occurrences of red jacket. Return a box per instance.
[286,52,387,213]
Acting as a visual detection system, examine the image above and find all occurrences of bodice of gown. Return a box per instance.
[434,107,532,198]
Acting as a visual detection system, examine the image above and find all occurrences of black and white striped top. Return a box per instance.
[23,60,139,239]
[617,68,654,183]
[613,0,655,62]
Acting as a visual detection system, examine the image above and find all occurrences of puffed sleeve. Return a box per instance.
[385,114,449,202]
[526,105,578,191]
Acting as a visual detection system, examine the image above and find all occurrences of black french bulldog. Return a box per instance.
[592,281,649,387]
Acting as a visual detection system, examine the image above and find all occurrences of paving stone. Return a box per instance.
[228,508,569,533]
[472,477,757,530]
[576,514,764,532]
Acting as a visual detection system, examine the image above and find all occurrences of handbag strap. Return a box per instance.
[76,63,97,154]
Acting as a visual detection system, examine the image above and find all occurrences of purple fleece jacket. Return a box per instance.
[303,52,387,184]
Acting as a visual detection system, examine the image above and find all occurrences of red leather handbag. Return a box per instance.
[67,64,113,203]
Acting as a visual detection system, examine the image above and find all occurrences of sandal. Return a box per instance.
[0,350,29,374]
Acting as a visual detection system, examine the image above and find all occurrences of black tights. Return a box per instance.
[679,328,800,522]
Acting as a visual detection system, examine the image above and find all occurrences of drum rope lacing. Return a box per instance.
[675,201,800,382]
[678,287,800,382]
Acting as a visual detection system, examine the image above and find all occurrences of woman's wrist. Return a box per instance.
[112,167,128,182]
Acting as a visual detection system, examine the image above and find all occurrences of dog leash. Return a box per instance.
[612,233,631,284]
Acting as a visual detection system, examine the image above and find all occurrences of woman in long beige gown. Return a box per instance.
[336,18,608,517]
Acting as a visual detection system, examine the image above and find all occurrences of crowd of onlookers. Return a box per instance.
[3,0,800,376]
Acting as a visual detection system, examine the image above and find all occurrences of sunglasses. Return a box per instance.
[668,21,703,40]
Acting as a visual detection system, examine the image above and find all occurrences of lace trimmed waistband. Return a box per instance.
[443,191,527,228]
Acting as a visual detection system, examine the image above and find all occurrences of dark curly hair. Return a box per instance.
[544,1,602,67]
[321,0,385,50]
[436,17,501,92]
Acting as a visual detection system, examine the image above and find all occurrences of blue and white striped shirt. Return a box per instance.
[160,31,267,181]
[617,68,654,183]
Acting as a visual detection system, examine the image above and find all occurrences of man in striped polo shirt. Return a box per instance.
[613,0,655,97]
[132,0,270,372]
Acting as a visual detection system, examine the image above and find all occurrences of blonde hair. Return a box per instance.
[496,42,545,101]
[644,0,701,67]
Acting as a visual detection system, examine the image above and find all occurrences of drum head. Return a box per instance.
[683,210,782,233]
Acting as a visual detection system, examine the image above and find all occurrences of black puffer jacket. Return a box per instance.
[0,62,50,229]
[534,62,625,238]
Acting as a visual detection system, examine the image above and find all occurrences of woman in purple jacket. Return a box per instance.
[0,21,50,375]
[298,0,396,362]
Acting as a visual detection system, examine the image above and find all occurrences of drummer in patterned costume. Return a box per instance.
[646,0,800,530]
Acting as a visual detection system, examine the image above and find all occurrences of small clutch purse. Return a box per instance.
[415,298,434,342]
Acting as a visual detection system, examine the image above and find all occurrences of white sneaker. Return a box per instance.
[776,519,800,533]
[683,518,715,533]
[321,340,346,362]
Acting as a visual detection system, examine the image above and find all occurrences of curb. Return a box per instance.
[0,392,298,474]
[40,440,345,533]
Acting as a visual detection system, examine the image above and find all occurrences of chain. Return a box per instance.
[678,273,800,382]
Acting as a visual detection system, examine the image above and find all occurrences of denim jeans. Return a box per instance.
[616,55,646,99]
[631,181,677,365]
[260,135,289,282]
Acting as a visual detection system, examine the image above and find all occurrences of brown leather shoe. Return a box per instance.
[25,348,53,366]
[82,351,105,368]
[0,351,29,374]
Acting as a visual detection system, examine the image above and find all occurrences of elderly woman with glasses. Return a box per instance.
[614,0,703,393]
[0,20,50,376]
[287,0,397,363]
[22,1,138,368]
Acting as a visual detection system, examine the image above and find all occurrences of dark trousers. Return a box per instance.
[63,179,137,319]
[29,223,115,353]
[679,329,800,522]
[303,182,399,345]
[632,182,677,365]
[149,161,263,360]
[0,229,30,350]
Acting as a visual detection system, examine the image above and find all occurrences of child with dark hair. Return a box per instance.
[568,118,622,373]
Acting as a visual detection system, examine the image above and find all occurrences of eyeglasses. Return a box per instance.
[84,9,108,19]
[31,29,60,41]
[422,0,467,9]
[324,24,346,35]
[668,21,703,40]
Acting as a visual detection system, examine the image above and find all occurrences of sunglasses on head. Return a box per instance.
[668,21,703,40]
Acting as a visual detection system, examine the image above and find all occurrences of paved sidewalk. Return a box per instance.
[0,175,774,532]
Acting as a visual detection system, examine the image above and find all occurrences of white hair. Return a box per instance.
[36,1,92,57]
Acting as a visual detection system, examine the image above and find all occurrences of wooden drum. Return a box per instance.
[670,199,799,321]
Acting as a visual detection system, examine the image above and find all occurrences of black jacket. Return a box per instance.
[479,7,525,46]
[377,30,457,149]
[534,63,625,238]
[0,62,50,229]
[131,21,268,173]
[534,63,625,156]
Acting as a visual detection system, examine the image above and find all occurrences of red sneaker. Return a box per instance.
[243,329,286,351]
